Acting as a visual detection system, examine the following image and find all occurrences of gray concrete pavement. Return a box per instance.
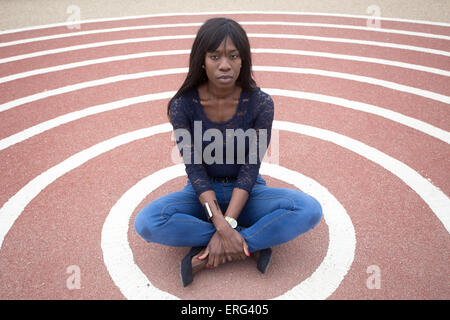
[0,0,449,31]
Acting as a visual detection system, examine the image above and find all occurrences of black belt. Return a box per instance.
[210,176,237,183]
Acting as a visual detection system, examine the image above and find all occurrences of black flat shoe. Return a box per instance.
[257,248,272,274]
[180,246,205,287]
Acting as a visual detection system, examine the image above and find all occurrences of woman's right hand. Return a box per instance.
[197,228,249,268]
[197,231,227,268]
[219,226,250,262]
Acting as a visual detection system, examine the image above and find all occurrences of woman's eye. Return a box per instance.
[210,55,218,60]
[231,54,239,59]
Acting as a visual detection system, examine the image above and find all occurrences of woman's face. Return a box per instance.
[204,36,242,89]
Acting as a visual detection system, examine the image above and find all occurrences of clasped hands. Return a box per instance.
[197,222,250,268]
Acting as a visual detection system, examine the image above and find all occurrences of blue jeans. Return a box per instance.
[134,174,322,253]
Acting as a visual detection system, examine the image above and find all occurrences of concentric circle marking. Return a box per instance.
[2,84,448,152]
[1,121,448,251]
[2,11,448,36]
[2,30,449,65]
[2,62,449,113]
[2,21,448,48]
[101,162,355,300]
[1,10,448,299]
[2,47,447,85]
[273,121,450,233]
[0,121,448,296]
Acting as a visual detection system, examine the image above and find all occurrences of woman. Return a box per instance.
[134,17,323,287]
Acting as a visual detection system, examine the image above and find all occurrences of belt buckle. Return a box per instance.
[224,177,230,183]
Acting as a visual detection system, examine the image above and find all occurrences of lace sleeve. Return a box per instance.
[235,90,274,193]
[169,96,213,197]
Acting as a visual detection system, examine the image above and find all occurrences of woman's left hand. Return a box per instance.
[219,226,250,262]
[197,231,226,268]
[197,227,249,268]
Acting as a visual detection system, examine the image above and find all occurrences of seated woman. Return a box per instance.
[134,17,323,287]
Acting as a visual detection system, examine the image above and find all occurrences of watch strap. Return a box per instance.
[225,216,238,229]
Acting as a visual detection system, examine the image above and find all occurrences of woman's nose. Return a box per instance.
[219,58,231,70]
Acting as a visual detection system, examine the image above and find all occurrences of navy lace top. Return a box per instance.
[169,87,274,197]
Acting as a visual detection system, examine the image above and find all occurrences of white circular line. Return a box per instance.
[265,88,450,143]
[251,49,450,77]
[3,66,447,115]
[0,123,170,250]
[0,35,194,64]
[2,21,447,48]
[0,50,189,84]
[254,66,450,104]
[0,90,173,150]
[1,32,449,65]
[1,84,448,152]
[0,121,448,260]
[0,68,185,113]
[273,121,450,234]
[0,24,200,47]
[249,33,450,56]
[3,63,450,109]
[2,48,448,85]
[1,11,448,35]
[101,162,355,300]
[245,22,450,39]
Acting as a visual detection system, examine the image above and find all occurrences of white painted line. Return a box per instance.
[265,163,355,300]
[0,67,187,113]
[103,165,187,300]
[0,50,189,84]
[267,88,450,144]
[248,33,450,57]
[0,91,176,151]
[0,35,196,64]
[1,64,449,153]
[0,123,172,250]
[2,21,448,48]
[1,11,448,35]
[273,121,450,234]
[253,66,450,104]
[251,48,450,77]
[8,65,450,114]
[0,122,168,251]
[2,48,448,85]
[244,22,450,40]
[1,86,448,155]
[2,65,449,112]
[0,121,448,303]
[1,32,449,65]
[101,163,355,299]
[0,23,201,47]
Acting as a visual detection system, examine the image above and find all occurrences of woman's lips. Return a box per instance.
[217,75,233,83]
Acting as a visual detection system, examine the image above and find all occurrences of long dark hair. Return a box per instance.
[167,17,258,119]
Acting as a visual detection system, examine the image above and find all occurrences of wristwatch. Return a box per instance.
[203,201,238,229]
[224,216,238,229]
